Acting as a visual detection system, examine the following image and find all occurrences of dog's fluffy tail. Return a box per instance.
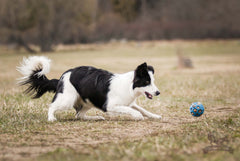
[17,56,59,98]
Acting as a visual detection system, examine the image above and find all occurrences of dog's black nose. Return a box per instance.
[155,91,160,96]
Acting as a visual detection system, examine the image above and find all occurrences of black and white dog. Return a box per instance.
[17,56,161,121]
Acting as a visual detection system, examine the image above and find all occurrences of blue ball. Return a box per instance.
[190,102,204,117]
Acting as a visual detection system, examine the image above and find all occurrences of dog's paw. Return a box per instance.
[150,114,162,119]
[137,116,145,120]
[48,117,57,122]
[132,112,144,120]
[96,116,105,120]
[134,116,144,121]
[81,116,105,121]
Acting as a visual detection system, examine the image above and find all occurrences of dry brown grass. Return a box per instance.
[0,40,240,161]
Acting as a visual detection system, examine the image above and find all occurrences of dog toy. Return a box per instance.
[190,102,204,117]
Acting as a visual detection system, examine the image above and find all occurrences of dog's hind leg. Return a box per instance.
[75,105,105,121]
[48,92,79,121]
[48,72,79,121]
[48,103,58,122]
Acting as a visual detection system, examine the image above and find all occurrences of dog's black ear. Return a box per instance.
[135,62,148,77]
[147,65,154,74]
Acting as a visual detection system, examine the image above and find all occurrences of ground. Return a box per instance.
[0,40,240,161]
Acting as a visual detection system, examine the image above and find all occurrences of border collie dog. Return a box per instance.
[17,56,161,121]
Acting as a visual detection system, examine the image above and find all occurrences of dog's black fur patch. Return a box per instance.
[69,66,113,112]
[133,62,154,89]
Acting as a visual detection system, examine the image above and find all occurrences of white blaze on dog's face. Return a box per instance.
[133,63,160,99]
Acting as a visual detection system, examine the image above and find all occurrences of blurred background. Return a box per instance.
[0,0,239,53]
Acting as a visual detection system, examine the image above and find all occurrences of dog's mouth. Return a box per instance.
[145,92,153,99]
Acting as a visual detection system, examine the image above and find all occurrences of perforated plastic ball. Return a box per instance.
[190,102,204,117]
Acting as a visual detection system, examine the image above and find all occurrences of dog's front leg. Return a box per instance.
[107,106,144,120]
[131,102,162,119]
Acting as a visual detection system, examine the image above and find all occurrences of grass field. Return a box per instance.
[0,40,240,161]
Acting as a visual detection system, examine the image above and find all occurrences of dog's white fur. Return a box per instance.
[17,56,51,80]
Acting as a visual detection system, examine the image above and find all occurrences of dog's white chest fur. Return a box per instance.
[107,72,136,107]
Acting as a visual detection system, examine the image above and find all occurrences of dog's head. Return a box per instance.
[133,62,160,99]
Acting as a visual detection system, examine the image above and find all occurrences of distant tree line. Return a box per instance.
[0,0,239,52]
